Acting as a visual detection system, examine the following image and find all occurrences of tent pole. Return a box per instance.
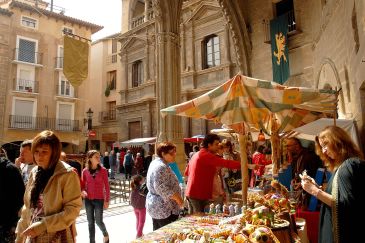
[238,130,248,206]
[334,87,338,127]
[270,114,280,175]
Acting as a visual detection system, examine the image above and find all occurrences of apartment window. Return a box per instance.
[107,70,116,90]
[111,39,118,63]
[275,0,296,32]
[63,26,74,35]
[21,16,37,29]
[107,101,116,120]
[132,60,143,87]
[57,46,64,69]
[18,38,37,63]
[11,98,36,129]
[203,35,220,69]
[57,102,74,131]
[59,74,74,97]
[18,69,33,92]
[112,39,117,53]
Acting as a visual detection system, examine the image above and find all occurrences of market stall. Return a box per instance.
[161,74,337,205]
[133,181,302,243]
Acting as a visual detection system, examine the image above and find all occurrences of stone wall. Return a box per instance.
[0,12,10,145]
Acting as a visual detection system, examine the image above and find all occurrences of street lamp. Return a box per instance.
[86,108,93,151]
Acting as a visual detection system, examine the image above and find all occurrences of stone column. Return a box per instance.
[153,0,184,170]
[181,24,186,71]
[144,30,150,82]
[224,22,232,78]
[191,22,197,89]
[120,54,128,104]
[156,32,182,141]
[144,0,150,22]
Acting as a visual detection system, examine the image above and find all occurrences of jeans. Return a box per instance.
[85,199,108,243]
[133,208,146,238]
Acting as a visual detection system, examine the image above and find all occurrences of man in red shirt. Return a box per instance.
[185,134,241,213]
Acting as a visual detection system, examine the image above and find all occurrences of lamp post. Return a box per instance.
[86,108,93,151]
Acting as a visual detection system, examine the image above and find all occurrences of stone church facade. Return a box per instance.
[116,0,365,162]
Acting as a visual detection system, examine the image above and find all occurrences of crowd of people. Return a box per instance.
[0,125,364,243]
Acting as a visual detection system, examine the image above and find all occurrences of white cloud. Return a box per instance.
[53,0,121,40]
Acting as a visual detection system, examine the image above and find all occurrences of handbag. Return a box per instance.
[138,182,148,197]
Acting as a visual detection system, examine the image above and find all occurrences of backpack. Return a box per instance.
[138,182,148,197]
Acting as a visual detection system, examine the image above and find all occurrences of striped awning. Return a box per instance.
[161,74,337,134]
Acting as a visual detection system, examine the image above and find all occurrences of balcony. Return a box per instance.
[99,110,116,122]
[56,84,77,98]
[8,115,80,131]
[13,48,43,66]
[131,14,145,28]
[262,10,297,44]
[55,56,63,69]
[14,78,39,93]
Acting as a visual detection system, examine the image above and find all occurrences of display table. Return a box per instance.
[296,209,319,243]
[132,215,217,243]
[132,214,292,243]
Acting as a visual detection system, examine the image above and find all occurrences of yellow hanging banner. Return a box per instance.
[63,35,89,87]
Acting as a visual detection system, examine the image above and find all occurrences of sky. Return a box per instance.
[52,0,122,41]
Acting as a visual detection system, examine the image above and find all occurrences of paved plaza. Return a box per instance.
[76,203,153,243]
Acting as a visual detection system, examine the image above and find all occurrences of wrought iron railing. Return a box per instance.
[13,48,43,65]
[56,84,77,98]
[99,110,116,122]
[14,78,39,93]
[8,115,80,131]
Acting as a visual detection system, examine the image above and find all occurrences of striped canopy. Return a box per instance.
[161,75,337,134]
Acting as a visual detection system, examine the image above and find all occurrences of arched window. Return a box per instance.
[202,35,220,69]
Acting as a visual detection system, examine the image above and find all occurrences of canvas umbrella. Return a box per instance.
[161,74,337,205]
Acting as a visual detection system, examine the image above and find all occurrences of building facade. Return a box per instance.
[0,0,102,160]
[86,0,365,169]
[118,0,234,144]
[89,33,122,153]
[114,0,365,155]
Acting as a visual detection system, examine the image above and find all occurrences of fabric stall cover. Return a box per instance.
[119,137,156,147]
[161,74,337,134]
[293,118,360,147]
[184,135,205,143]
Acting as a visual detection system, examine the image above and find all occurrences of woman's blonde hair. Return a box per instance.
[315,126,363,169]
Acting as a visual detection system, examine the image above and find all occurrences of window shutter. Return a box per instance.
[58,104,72,120]
[18,39,36,63]
[14,100,34,117]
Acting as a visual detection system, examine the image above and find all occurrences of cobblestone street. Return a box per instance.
[76,203,153,243]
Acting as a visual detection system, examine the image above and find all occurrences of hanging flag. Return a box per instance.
[63,35,89,87]
[270,14,290,84]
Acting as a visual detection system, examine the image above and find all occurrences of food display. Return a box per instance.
[133,181,294,243]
